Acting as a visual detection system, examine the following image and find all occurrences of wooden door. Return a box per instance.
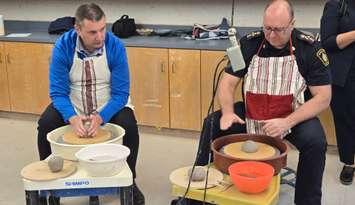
[319,108,337,145]
[126,47,170,128]
[201,51,226,123]
[200,50,243,128]
[169,49,201,130]
[0,42,10,111]
[5,42,52,114]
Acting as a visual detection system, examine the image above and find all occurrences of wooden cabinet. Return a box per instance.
[4,42,52,114]
[319,108,336,145]
[201,50,243,123]
[126,47,170,128]
[169,49,201,130]
[0,42,11,111]
[0,42,337,145]
[201,51,226,122]
[127,47,201,131]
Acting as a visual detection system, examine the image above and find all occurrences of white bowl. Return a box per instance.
[47,123,125,161]
[75,144,130,177]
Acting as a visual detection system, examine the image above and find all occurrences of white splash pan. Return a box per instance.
[47,123,125,161]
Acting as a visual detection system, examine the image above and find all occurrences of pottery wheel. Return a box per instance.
[63,128,111,145]
[169,166,223,189]
[21,160,76,181]
[222,142,277,160]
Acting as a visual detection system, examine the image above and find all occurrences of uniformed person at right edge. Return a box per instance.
[321,0,355,186]
[173,1,332,205]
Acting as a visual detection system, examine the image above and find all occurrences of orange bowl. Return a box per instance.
[228,161,274,194]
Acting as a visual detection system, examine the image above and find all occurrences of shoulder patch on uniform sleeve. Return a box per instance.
[246,31,262,40]
[297,33,315,44]
[316,48,329,67]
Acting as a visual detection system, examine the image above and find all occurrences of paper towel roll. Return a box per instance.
[0,15,4,36]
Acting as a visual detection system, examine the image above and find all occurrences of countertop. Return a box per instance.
[0,21,319,51]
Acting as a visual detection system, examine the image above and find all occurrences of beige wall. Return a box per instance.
[0,0,326,28]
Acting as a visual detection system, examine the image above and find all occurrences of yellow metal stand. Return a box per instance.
[171,174,280,205]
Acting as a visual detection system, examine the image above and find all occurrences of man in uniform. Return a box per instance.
[173,0,331,205]
[37,3,144,204]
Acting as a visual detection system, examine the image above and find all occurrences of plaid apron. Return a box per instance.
[244,39,307,135]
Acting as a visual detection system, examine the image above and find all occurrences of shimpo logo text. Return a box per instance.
[65,180,90,186]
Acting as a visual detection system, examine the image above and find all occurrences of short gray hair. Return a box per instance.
[264,0,294,20]
[75,3,105,26]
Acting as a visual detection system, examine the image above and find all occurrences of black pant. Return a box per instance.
[37,104,140,178]
[331,75,355,165]
[196,102,327,205]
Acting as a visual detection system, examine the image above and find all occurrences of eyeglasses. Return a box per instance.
[263,21,293,35]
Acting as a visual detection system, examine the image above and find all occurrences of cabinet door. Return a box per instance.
[201,51,226,123]
[5,42,52,114]
[0,42,10,111]
[201,51,243,126]
[319,108,336,145]
[169,49,201,130]
[126,47,170,128]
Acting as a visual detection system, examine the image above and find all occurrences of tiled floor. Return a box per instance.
[0,112,354,205]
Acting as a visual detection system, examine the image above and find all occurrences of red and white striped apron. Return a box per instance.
[69,45,132,116]
[244,39,307,135]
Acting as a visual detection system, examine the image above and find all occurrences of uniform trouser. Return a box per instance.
[195,102,327,205]
[331,77,355,165]
[37,103,140,178]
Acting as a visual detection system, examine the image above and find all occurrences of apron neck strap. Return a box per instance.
[256,37,294,56]
[288,38,294,56]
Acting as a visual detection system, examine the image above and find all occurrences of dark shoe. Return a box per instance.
[340,165,354,185]
[133,183,145,205]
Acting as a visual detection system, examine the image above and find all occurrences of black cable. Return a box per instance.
[208,57,228,115]
[176,55,228,205]
[231,0,235,27]
[202,57,226,204]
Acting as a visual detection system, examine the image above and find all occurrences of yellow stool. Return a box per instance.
[171,174,280,205]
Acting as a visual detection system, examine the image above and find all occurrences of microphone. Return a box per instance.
[226,27,245,72]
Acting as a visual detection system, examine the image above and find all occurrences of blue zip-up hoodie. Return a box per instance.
[49,29,129,123]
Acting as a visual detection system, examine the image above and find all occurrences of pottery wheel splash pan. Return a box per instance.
[47,123,125,161]
[212,134,288,175]
[60,128,112,145]
[221,141,280,160]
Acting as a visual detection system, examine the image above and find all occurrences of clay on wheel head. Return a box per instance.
[241,140,259,153]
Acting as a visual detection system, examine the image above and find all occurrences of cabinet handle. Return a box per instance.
[172,62,176,73]
[160,62,165,72]
[0,53,2,64]
[6,54,10,64]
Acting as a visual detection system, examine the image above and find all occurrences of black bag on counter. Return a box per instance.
[112,15,137,38]
[48,16,75,34]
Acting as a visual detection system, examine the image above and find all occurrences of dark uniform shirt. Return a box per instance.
[225,29,331,88]
[321,0,355,86]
